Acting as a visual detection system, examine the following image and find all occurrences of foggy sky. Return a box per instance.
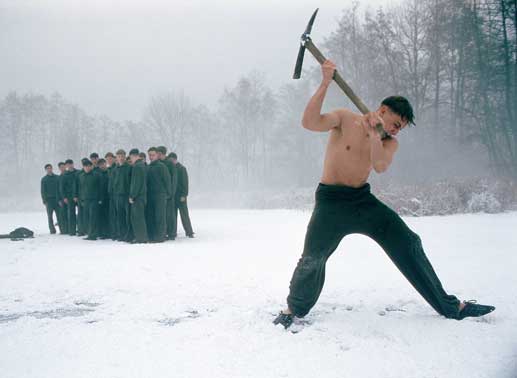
[1,0,399,121]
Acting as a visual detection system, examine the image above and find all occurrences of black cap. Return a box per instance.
[89,152,99,159]
[168,152,177,160]
[65,159,74,165]
[129,148,140,156]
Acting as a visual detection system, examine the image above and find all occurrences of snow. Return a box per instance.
[0,209,516,378]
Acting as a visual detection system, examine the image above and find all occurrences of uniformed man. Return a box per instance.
[97,158,110,239]
[41,164,59,234]
[76,162,86,237]
[78,158,100,240]
[105,152,117,239]
[147,147,171,243]
[113,149,132,241]
[128,148,148,243]
[56,161,68,234]
[139,152,147,165]
[60,159,79,235]
[90,152,100,172]
[169,152,194,238]
[157,146,177,240]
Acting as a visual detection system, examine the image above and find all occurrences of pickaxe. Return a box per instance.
[293,8,389,140]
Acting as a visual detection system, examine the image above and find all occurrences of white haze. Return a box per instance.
[1,0,398,120]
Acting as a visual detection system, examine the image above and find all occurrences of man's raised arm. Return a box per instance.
[301,60,342,132]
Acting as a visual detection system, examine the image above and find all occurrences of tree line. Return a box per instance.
[1,0,515,198]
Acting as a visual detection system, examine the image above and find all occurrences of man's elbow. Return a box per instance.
[301,117,313,130]
[373,161,389,173]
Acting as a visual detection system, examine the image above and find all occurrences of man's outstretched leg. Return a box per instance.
[363,195,495,320]
[274,186,352,328]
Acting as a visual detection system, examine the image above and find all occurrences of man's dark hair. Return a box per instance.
[65,159,73,165]
[156,146,167,155]
[381,96,415,126]
[116,149,126,156]
[139,152,146,159]
[89,152,99,159]
[168,152,177,160]
[148,147,157,153]
[129,148,140,156]
[105,152,115,158]
[44,163,52,169]
[82,158,93,167]
[58,162,65,167]
[98,158,106,165]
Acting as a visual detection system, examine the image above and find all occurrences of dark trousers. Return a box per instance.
[44,199,59,233]
[166,198,177,239]
[98,199,110,238]
[77,202,86,235]
[148,193,167,242]
[109,195,117,239]
[286,183,461,319]
[114,195,130,241]
[66,198,78,235]
[57,201,68,234]
[82,200,99,238]
[173,197,193,237]
[130,197,148,243]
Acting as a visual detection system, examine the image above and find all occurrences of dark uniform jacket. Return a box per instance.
[161,159,178,199]
[147,160,172,196]
[112,163,132,196]
[78,170,100,201]
[41,174,59,203]
[60,169,79,199]
[129,160,147,200]
[98,169,109,203]
[176,162,189,198]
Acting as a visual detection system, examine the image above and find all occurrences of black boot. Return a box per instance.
[456,300,495,320]
[273,312,294,329]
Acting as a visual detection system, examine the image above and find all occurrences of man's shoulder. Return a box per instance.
[334,108,362,127]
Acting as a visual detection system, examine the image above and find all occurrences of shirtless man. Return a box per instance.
[273,60,495,329]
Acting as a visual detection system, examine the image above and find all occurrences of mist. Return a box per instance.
[1,0,516,212]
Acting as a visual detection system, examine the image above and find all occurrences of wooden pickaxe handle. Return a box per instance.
[304,39,389,139]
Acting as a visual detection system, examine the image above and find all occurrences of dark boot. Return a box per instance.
[273,312,294,329]
[455,300,495,320]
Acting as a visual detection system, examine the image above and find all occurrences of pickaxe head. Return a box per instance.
[293,8,319,79]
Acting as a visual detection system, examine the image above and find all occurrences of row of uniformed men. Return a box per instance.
[40,146,194,243]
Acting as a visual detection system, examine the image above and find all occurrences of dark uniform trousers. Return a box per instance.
[82,200,99,238]
[148,193,167,242]
[98,199,110,238]
[173,197,193,237]
[57,202,68,234]
[114,195,130,241]
[166,198,176,239]
[45,199,59,233]
[66,199,78,235]
[286,183,461,319]
[109,195,117,239]
[77,202,86,235]
[130,197,148,243]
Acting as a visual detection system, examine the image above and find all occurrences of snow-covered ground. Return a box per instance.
[0,210,515,378]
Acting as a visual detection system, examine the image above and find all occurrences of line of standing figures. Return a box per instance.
[40,146,194,243]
